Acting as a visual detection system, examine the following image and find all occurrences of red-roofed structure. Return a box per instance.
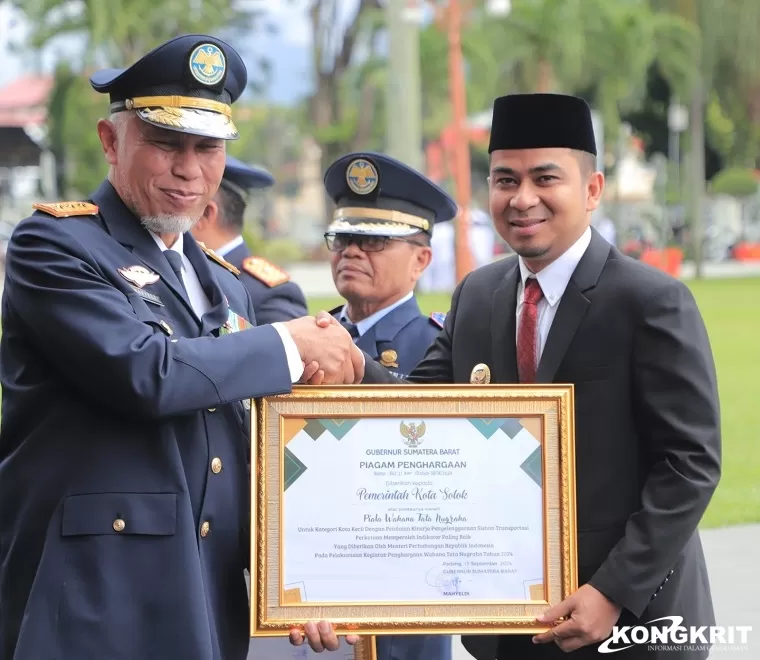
[0,75,54,168]
[0,75,53,127]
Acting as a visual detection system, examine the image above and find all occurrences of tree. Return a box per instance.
[304,0,384,220]
[13,0,262,69]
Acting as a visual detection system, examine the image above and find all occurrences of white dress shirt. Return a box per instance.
[151,232,304,382]
[516,227,591,360]
[339,291,414,337]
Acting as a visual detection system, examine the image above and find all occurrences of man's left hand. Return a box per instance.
[289,621,360,652]
[532,584,622,652]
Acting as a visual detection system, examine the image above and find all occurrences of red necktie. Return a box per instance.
[517,277,543,383]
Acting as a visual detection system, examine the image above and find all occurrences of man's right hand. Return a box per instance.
[283,316,362,384]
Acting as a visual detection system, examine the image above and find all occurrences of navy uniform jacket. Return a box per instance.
[0,181,294,660]
[225,242,308,324]
[331,296,445,379]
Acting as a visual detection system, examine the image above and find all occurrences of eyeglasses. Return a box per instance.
[324,233,426,253]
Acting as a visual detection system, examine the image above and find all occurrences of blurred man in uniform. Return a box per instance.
[323,151,456,660]
[349,94,721,660]
[0,34,361,660]
[192,155,308,324]
[468,204,496,269]
[418,217,455,294]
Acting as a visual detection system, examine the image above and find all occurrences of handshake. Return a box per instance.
[283,311,365,385]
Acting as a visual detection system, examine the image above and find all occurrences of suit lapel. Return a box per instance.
[535,229,612,383]
[491,260,520,383]
[184,236,230,336]
[92,182,198,321]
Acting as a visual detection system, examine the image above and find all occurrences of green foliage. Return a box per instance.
[47,64,110,197]
[242,225,304,266]
[709,168,759,197]
[14,0,262,70]
[705,92,735,159]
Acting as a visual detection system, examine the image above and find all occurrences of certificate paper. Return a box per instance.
[251,385,577,636]
[283,416,544,604]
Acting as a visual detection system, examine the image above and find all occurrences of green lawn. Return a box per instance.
[310,277,760,530]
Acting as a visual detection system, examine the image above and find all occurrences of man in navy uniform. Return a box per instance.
[0,35,362,660]
[191,155,309,324]
[323,151,456,660]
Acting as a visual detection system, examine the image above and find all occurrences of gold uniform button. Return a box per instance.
[112,518,126,532]
[211,457,223,474]
[200,521,210,538]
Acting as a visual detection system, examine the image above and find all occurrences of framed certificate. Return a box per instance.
[250,385,577,637]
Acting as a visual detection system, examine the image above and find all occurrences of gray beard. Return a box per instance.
[140,214,197,235]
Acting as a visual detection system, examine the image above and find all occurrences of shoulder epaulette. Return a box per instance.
[241,256,290,288]
[197,241,240,276]
[429,311,447,328]
[32,201,99,218]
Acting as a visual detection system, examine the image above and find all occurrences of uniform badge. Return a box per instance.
[241,256,290,288]
[118,265,160,288]
[158,320,173,336]
[189,43,226,86]
[379,349,399,369]
[220,308,252,335]
[470,363,491,384]
[132,286,164,306]
[197,242,240,275]
[32,201,99,218]
[346,158,379,195]
[430,312,447,329]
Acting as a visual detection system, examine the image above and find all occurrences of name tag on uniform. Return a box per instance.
[131,285,164,307]
[220,308,252,335]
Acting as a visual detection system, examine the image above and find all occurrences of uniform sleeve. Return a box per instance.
[4,216,294,419]
[588,280,721,617]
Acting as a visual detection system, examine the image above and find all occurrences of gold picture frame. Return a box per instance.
[250,384,577,637]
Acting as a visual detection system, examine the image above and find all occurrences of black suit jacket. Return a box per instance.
[363,229,721,660]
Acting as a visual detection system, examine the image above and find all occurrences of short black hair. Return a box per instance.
[216,185,246,232]
[573,150,597,177]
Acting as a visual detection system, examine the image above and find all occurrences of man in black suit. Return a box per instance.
[318,94,721,659]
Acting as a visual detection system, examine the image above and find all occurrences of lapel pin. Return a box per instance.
[118,265,160,288]
[379,349,399,368]
[470,363,491,384]
[158,320,173,336]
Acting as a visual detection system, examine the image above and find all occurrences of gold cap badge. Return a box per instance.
[470,363,491,384]
[189,43,226,86]
[346,158,378,195]
[380,349,399,368]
